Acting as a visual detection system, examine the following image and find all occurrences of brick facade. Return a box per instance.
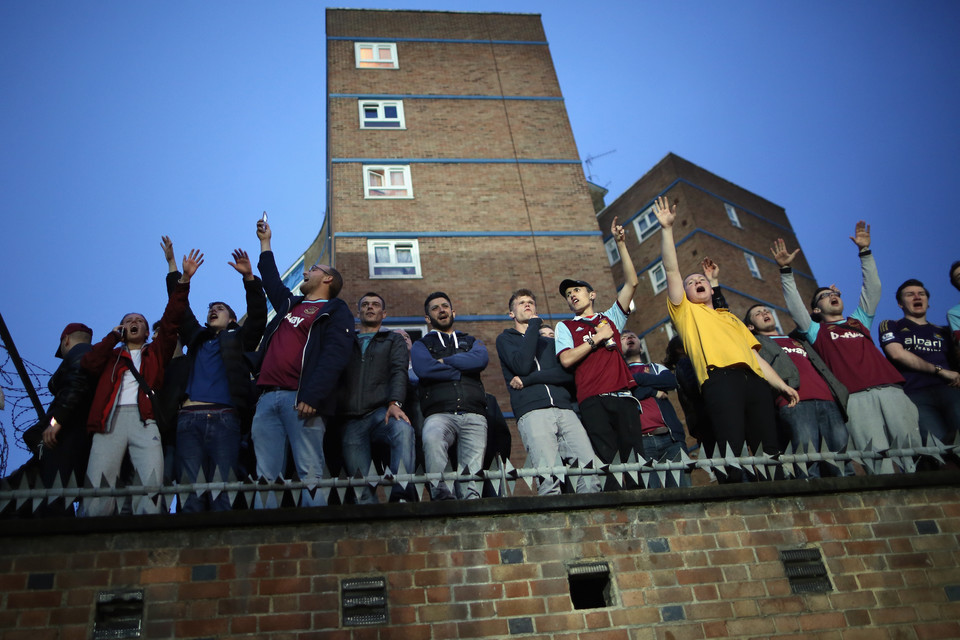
[3,477,959,639]
[325,9,614,443]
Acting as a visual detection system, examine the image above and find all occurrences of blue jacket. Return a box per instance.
[496,317,576,419]
[250,251,354,417]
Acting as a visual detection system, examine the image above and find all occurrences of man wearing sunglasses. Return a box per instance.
[773,222,921,474]
[250,220,354,507]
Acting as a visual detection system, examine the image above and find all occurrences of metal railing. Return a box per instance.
[2,434,956,516]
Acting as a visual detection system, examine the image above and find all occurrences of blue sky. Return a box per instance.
[2,1,959,472]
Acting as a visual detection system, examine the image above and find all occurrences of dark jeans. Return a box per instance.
[700,367,780,483]
[907,385,960,444]
[639,432,690,488]
[176,407,241,512]
[779,399,849,478]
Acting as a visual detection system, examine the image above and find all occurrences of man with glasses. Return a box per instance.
[160,237,267,511]
[773,223,921,474]
[878,279,960,451]
[250,219,354,507]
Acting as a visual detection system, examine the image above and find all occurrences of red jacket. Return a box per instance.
[82,281,190,433]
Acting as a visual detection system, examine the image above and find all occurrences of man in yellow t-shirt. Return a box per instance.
[653,196,798,482]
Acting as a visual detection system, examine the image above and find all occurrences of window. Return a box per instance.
[744,252,762,279]
[368,239,422,278]
[355,43,398,69]
[639,337,650,362]
[650,262,667,294]
[725,203,742,228]
[604,237,620,265]
[359,100,405,129]
[632,205,661,242]
[664,322,677,340]
[364,165,413,199]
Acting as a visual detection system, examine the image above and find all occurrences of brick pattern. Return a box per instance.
[2,486,960,639]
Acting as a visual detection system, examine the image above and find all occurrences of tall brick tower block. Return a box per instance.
[326,9,613,416]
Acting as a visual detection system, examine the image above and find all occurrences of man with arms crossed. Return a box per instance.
[411,292,489,500]
[497,289,600,495]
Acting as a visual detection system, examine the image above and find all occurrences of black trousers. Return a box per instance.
[579,393,644,490]
[700,367,781,483]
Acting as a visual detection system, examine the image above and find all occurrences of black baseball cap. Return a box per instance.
[559,279,593,297]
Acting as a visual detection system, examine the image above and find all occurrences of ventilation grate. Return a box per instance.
[93,589,143,639]
[779,548,832,594]
[342,577,388,626]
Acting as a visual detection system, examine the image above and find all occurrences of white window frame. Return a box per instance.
[359,100,405,129]
[355,42,398,69]
[632,205,661,242]
[604,237,620,265]
[664,321,677,340]
[367,239,422,279]
[725,203,742,228]
[744,252,762,279]
[363,165,413,199]
[649,262,667,294]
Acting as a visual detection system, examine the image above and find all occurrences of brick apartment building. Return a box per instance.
[597,153,821,368]
[319,8,615,434]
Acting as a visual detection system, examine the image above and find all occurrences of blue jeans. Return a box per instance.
[779,399,849,478]
[175,407,241,512]
[422,412,486,500]
[342,407,416,504]
[639,432,690,488]
[251,390,327,508]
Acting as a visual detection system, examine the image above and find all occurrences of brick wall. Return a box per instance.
[3,475,959,639]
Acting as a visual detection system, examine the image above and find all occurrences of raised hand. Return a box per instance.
[160,236,176,269]
[849,220,871,250]
[653,195,676,228]
[181,249,205,280]
[610,216,626,243]
[770,238,800,267]
[701,257,719,285]
[256,218,271,241]
[228,248,253,280]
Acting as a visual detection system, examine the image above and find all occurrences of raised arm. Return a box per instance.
[162,235,201,341]
[850,221,881,321]
[772,238,814,337]
[654,196,683,305]
[702,257,729,310]
[612,216,639,312]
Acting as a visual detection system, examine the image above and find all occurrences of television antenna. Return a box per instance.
[584,149,616,183]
